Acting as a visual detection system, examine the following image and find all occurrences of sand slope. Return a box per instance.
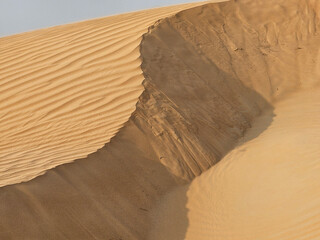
[0,1,218,187]
[1,0,320,239]
[151,88,320,240]
[146,1,320,239]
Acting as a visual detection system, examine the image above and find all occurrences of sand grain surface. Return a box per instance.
[151,88,320,240]
[0,1,217,187]
[1,0,320,239]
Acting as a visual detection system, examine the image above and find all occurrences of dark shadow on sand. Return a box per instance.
[0,1,278,240]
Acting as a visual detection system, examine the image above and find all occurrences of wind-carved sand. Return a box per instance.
[0,1,219,187]
[1,0,320,239]
[150,88,320,240]
[147,1,320,239]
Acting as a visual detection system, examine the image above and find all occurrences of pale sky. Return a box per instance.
[0,0,204,37]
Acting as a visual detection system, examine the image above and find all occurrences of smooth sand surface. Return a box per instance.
[1,0,320,239]
[0,1,218,187]
[150,88,320,240]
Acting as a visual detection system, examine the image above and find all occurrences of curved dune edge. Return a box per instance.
[147,0,320,239]
[151,88,320,240]
[0,1,222,187]
[0,0,320,239]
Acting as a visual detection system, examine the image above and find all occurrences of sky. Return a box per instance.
[0,0,205,37]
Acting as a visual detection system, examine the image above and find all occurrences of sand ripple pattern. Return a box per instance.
[0,1,214,187]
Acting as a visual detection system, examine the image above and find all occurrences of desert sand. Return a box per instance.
[1,0,320,239]
[0,1,219,187]
[150,88,320,240]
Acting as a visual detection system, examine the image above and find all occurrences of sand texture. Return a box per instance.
[151,88,320,239]
[1,0,320,239]
[0,1,217,187]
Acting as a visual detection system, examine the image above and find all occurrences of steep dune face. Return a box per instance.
[0,0,320,239]
[152,88,320,240]
[139,0,320,181]
[145,0,320,239]
[0,1,215,187]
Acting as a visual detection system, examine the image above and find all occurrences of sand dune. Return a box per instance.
[146,1,320,239]
[1,0,320,239]
[150,88,320,239]
[0,1,219,187]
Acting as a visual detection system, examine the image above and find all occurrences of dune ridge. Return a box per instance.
[146,0,320,239]
[0,1,221,187]
[138,0,320,181]
[0,0,320,239]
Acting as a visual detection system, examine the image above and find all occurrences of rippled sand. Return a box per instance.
[1,0,320,239]
[0,1,215,187]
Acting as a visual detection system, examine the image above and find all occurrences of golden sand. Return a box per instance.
[1,0,320,239]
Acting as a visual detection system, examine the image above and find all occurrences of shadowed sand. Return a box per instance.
[1,0,320,239]
[0,1,220,187]
[147,1,320,239]
[150,89,320,240]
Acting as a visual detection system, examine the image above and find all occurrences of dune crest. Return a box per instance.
[146,0,320,239]
[1,0,320,239]
[0,1,221,187]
